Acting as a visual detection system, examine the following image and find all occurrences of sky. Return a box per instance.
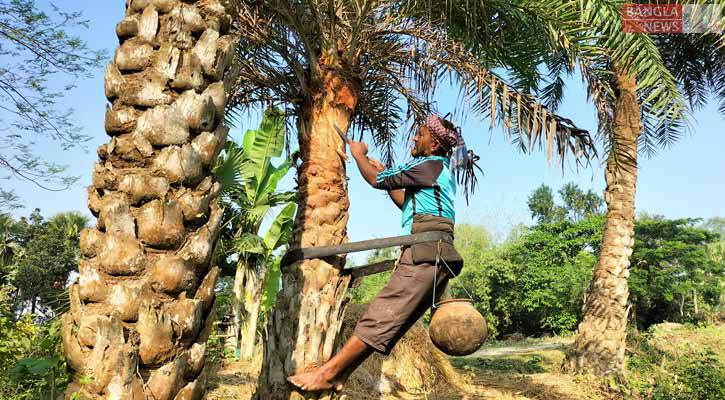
[4,1,725,262]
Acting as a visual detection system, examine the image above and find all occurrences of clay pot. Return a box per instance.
[429,298,487,356]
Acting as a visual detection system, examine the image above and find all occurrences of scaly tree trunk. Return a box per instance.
[564,66,641,378]
[60,1,237,398]
[256,66,359,400]
[693,288,699,315]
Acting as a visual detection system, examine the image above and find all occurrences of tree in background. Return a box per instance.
[630,217,723,328]
[0,213,21,275]
[454,183,724,339]
[215,110,297,359]
[3,209,86,319]
[347,247,398,305]
[47,212,89,242]
[502,217,603,335]
[0,209,86,400]
[527,185,563,224]
[534,2,701,376]
[558,183,604,223]
[0,0,104,210]
[527,183,603,224]
[703,217,725,309]
[60,1,237,398]
[449,223,503,336]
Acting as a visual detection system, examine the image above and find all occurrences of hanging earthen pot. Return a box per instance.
[429,298,487,356]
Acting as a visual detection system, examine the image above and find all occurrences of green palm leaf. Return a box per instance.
[214,140,247,195]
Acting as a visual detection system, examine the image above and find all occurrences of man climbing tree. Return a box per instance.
[288,115,475,392]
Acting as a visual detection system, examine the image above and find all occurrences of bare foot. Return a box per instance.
[332,369,352,391]
[287,368,336,392]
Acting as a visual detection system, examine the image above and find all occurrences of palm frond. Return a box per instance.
[575,0,690,147]
[228,0,600,169]
[214,140,246,196]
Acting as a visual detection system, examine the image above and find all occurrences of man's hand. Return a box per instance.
[349,140,368,159]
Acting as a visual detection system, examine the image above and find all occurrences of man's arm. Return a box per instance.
[352,152,379,187]
[350,141,405,209]
[388,189,404,210]
[367,157,404,210]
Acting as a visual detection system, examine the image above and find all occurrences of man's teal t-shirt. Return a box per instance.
[373,156,456,234]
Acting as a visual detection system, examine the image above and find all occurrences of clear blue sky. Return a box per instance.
[6,2,725,262]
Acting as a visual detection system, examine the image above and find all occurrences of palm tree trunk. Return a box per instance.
[60,1,237,398]
[256,67,359,400]
[564,66,641,378]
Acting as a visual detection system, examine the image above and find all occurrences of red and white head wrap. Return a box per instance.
[422,114,482,204]
[423,115,460,152]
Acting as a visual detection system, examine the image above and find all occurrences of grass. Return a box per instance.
[204,322,724,400]
[647,322,725,362]
[451,355,548,374]
[623,323,725,400]
[478,334,574,349]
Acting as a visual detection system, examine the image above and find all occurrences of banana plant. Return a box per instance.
[214,108,297,359]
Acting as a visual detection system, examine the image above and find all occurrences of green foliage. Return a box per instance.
[627,329,725,400]
[0,0,105,210]
[527,184,563,224]
[527,182,603,224]
[630,217,723,328]
[451,355,547,374]
[0,316,70,400]
[241,108,285,186]
[216,107,297,279]
[472,183,725,337]
[348,247,397,304]
[1,209,86,318]
[498,218,602,335]
[264,203,296,252]
[0,209,83,399]
[451,213,602,338]
[557,183,604,222]
[215,109,297,356]
[449,224,504,338]
[262,257,281,313]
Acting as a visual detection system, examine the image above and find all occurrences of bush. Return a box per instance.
[0,315,70,400]
[627,330,725,400]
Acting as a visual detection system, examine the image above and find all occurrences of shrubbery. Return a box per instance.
[0,313,70,399]
[627,328,725,400]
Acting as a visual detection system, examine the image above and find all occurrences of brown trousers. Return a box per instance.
[353,246,451,354]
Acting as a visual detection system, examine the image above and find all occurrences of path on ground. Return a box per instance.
[468,337,575,358]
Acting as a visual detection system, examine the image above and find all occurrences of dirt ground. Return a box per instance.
[204,337,607,400]
[204,320,724,399]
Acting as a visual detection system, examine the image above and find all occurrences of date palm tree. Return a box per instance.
[60,1,238,398]
[515,1,723,378]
